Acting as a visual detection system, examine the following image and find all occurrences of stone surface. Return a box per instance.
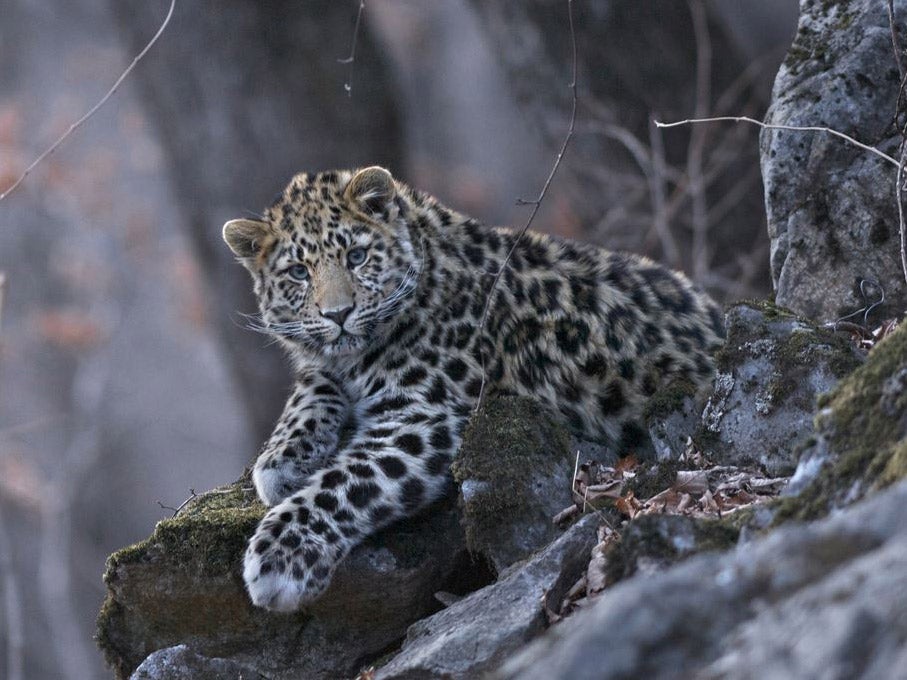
[376,515,599,680]
[596,514,738,585]
[496,479,907,680]
[649,302,862,476]
[98,482,468,680]
[452,396,575,572]
[776,318,907,521]
[130,645,263,680]
[761,0,906,321]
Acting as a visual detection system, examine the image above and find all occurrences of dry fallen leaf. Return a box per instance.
[615,454,639,475]
[616,490,642,518]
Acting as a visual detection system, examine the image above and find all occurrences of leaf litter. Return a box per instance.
[548,438,790,623]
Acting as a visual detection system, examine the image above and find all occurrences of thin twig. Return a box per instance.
[834,279,885,327]
[654,116,900,168]
[161,486,243,518]
[338,0,366,97]
[889,1,907,288]
[899,143,907,286]
[156,500,178,514]
[0,0,177,203]
[823,320,874,340]
[475,0,577,409]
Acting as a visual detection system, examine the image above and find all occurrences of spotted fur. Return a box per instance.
[222,166,725,611]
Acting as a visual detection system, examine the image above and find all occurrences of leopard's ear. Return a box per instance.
[345,166,396,217]
[222,218,274,260]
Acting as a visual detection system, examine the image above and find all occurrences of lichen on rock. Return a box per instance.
[775,319,907,523]
[646,301,863,476]
[762,0,906,320]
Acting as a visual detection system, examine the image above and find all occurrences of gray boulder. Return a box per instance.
[130,645,263,680]
[776,315,907,521]
[376,515,598,680]
[496,478,907,680]
[762,0,906,320]
[99,397,601,679]
[452,396,576,572]
[648,302,862,476]
[97,483,468,680]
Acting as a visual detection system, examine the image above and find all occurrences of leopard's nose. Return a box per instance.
[321,305,353,327]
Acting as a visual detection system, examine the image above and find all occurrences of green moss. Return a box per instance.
[773,322,907,524]
[643,378,697,422]
[879,438,907,486]
[735,298,797,323]
[96,597,128,679]
[97,481,266,678]
[104,483,264,579]
[451,395,571,555]
[715,302,860,405]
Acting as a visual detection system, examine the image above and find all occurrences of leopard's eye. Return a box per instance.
[347,247,368,267]
[286,264,310,281]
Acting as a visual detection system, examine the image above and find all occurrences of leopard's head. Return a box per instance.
[223,167,422,358]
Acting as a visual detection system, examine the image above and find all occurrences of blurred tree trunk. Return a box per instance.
[469,1,777,298]
[108,0,404,441]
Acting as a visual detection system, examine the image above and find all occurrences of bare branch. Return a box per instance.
[338,0,366,97]
[475,0,577,409]
[156,500,178,514]
[888,2,907,287]
[897,143,907,286]
[0,0,176,203]
[654,116,900,168]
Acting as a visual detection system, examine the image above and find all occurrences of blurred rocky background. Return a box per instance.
[0,1,802,678]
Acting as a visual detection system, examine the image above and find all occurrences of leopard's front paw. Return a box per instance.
[243,498,346,612]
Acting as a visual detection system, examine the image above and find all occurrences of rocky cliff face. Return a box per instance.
[761,0,906,320]
[97,303,907,679]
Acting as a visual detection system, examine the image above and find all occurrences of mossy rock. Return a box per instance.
[97,483,266,678]
[452,395,574,571]
[774,320,907,523]
[694,302,863,476]
[97,479,467,679]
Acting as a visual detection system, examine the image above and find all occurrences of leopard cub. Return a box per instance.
[223,166,724,611]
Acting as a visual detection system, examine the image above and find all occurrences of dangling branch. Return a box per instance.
[475,0,578,410]
[0,0,177,203]
[338,0,366,97]
[656,114,907,288]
